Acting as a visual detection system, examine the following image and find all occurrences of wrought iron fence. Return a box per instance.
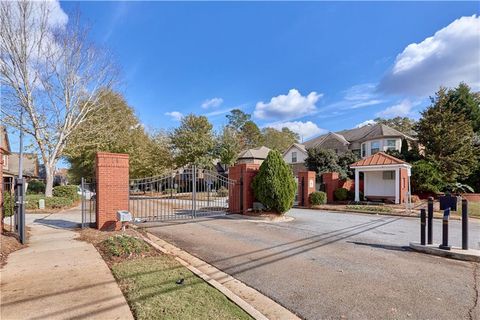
[80,178,96,228]
[129,166,237,222]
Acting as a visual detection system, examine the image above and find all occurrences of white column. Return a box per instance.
[355,169,360,202]
[395,167,400,204]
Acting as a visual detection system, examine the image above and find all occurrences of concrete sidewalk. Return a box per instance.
[0,208,133,320]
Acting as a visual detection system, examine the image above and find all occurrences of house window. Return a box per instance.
[383,171,395,180]
[291,151,297,163]
[361,143,366,157]
[371,141,380,154]
[386,139,396,151]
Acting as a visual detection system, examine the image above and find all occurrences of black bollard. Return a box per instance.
[420,209,426,245]
[427,197,434,245]
[439,208,451,250]
[462,199,468,250]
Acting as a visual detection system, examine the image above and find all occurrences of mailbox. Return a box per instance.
[117,210,132,222]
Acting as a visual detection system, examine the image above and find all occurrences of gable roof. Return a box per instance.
[350,152,409,167]
[283,143,307,156]
[304,123,415,149]
[238,146,271,160]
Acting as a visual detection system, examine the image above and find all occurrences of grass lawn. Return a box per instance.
[110,251,251,320]
[468,201,480,218]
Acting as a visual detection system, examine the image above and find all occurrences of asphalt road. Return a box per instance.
[148,209,480,320]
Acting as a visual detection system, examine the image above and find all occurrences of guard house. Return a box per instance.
[350,152,411,204]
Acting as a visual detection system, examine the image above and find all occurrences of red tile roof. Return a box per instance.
[350,152,408,167]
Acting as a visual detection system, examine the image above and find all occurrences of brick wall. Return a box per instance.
[228,163,260,214]
[322,172,363,203]
[297,171,316,207]
[461,194,480,202]
[95,152,129,231]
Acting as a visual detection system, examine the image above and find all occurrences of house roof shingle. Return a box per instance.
[304,123,415,149]
[350,152,408,167]
[238,146,271,159]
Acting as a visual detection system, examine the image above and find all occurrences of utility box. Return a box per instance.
[38,199,45,210]
[439,195,458,211]
[117,210,132,222]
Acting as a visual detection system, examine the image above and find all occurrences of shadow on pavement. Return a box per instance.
[33,218,81,230]
[347,241,412,252]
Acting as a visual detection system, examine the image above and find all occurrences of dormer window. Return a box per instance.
[292,151,297,163]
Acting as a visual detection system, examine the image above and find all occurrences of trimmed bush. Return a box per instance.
[27,179,45,194]
[216,186,229,197]
[334,187,349,201]
[309,191,327,205]
[25,194,73,210]
[53,185,79,201]
[252,150,296,214]
[3,192,14,217]
[45,197,73,208]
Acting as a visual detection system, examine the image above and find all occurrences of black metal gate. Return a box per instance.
[80,178,96,228]
[129,166,236,222]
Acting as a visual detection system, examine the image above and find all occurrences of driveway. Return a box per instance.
[147,209,480,320]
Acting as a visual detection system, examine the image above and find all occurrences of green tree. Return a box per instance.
[216,126,242,166]
[415,87,479,183]
[240,121,262,149]
[251,150,296,214]
[305,148,344,177]
[338,151,359,178]
[226,109,251,131]
[445,82,480,132]
[262,127,299,152]
[170,114,215,167]
[65,91,172,182]
[400,139,409,156]
[411,160,445,193]
[374,117,417,135]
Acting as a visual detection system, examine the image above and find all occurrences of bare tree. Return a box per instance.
[0,0,117,196]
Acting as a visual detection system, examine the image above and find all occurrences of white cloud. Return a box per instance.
[323,84,384,111]
[355,119,376,128]
[379,15,480,96]
[201,97,223,109]
[266,121,327,140]
[344,83,377,101]
[254,89,322,120]
[375,100,417,118]
[165,111,183,121]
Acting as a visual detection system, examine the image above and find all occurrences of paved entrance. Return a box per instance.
[0,208,133,320]
[147,209,480,320]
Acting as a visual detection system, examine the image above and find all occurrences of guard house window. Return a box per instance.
[292,151,297,163]
[361,143,366,157]
[383,171,395,180]
[371,141,380,154]
[386,139,396,151]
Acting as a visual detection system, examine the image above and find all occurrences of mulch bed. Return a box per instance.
[0,230,26,267]
[76,227,159,267]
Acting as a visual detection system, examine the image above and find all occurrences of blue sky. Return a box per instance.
[7,1,480,152]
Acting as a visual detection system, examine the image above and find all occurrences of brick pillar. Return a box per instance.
[95,152,129,231]
[297,171,316,207]
[322,172,339,203]
[399,168,409,204]
[228,163,260,214]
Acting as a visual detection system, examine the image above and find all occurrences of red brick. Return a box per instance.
[297,171,316,207]
[95,152,129,231]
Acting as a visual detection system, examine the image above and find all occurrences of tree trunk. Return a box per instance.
[45,165,55,197]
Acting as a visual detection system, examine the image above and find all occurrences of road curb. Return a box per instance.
[141,232,300,320]
[409,242,480,262]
